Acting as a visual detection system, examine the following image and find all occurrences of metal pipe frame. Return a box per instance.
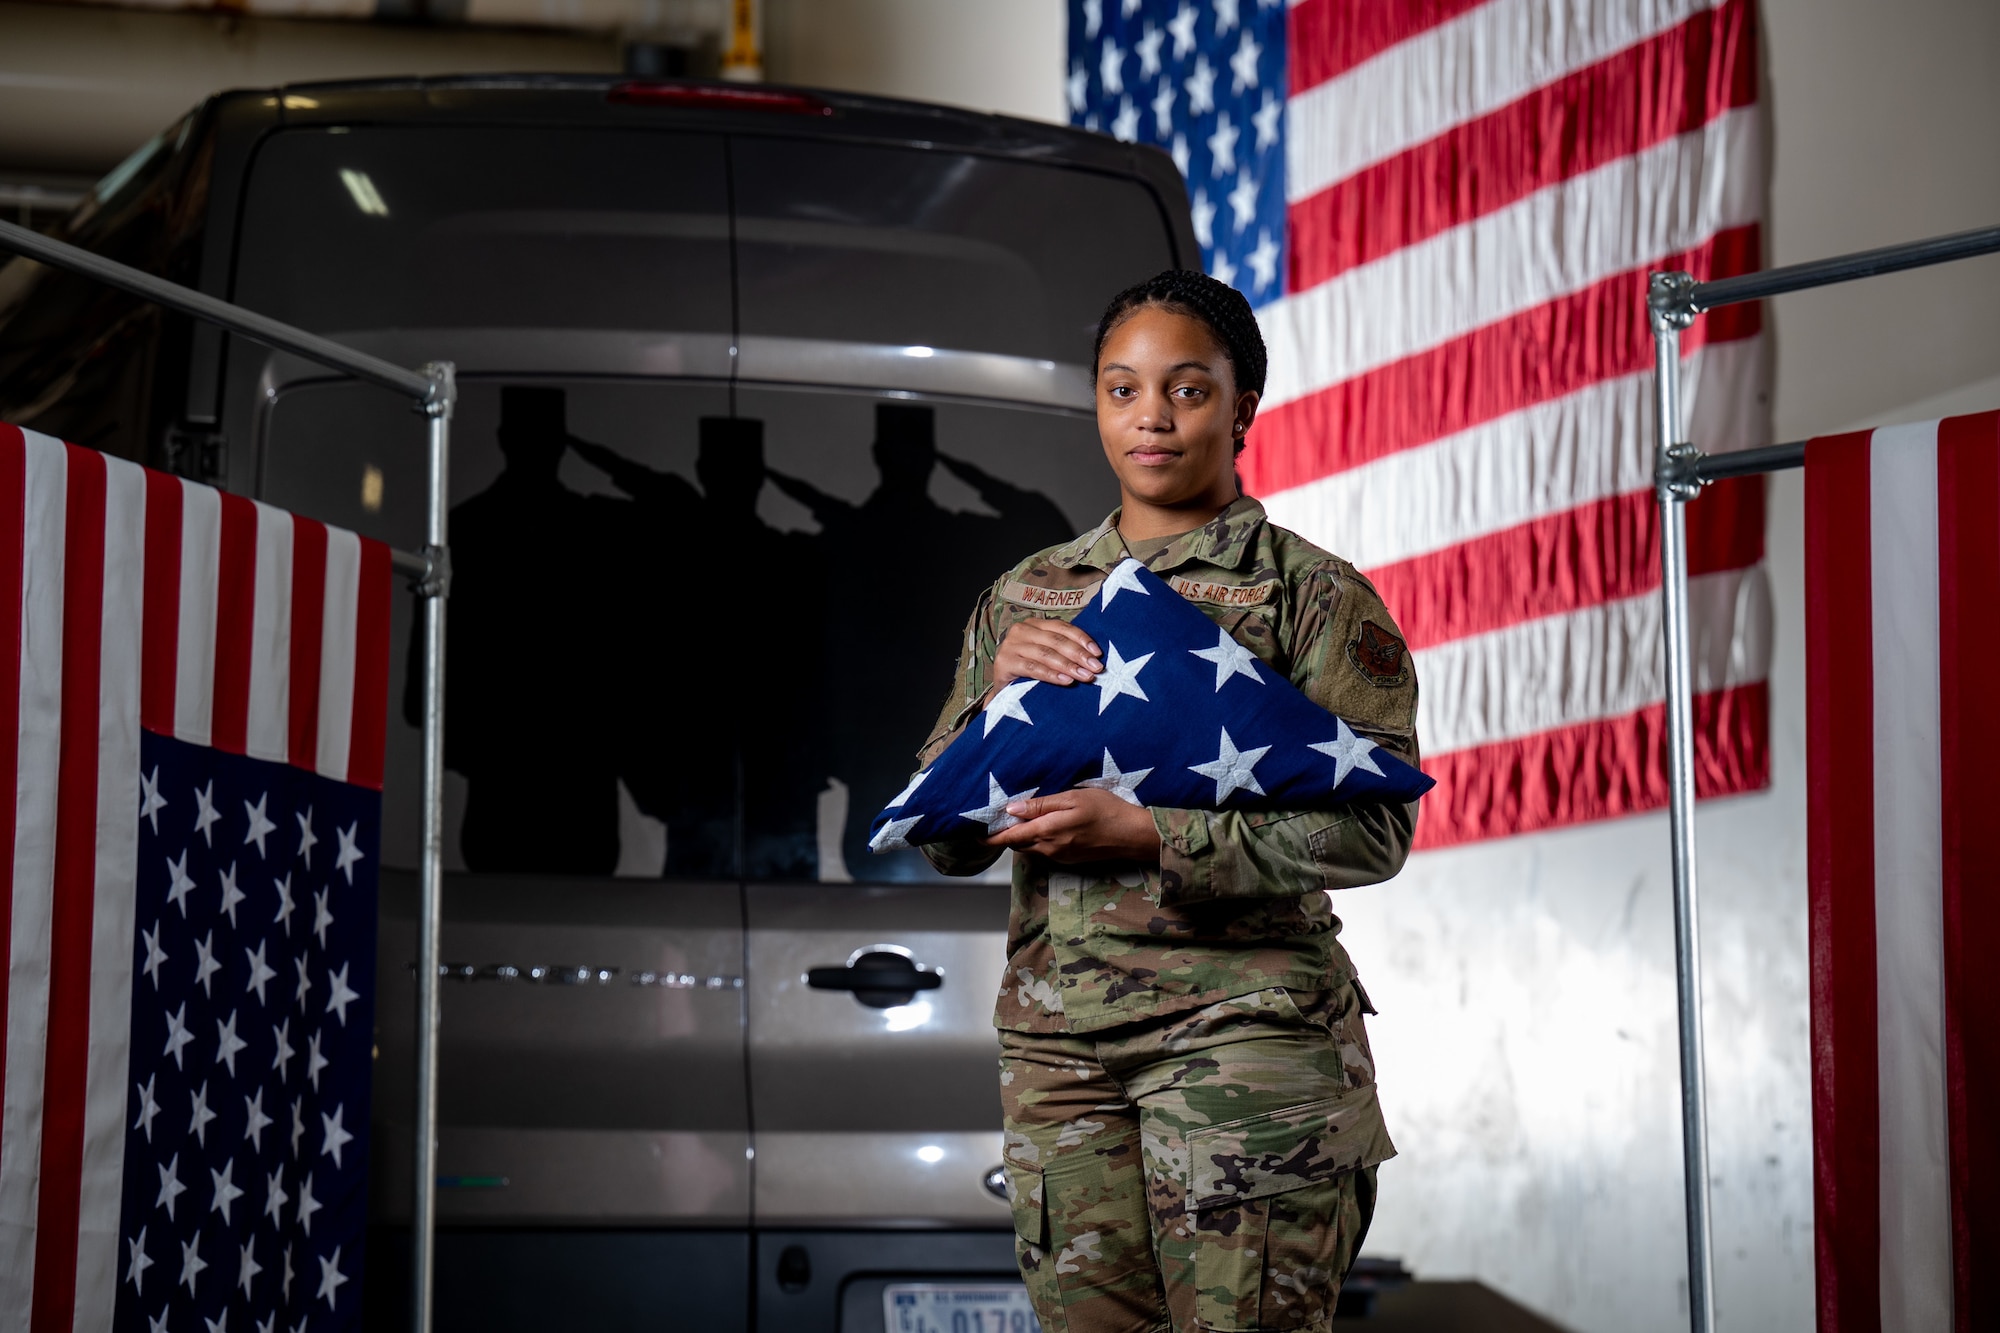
[1673,222,2000,315]
[1653,439,1808,496]
[1649,270,1715,1333]
[0,217,442,407]
[1,218,442,584]
[410,370,453,1333]
[389,547,434,582]
[1649,217,1997,1331]
[1686,440,1806,485]
[0,214,454,1333]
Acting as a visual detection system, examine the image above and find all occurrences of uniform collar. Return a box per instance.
[1050,494,1267,574]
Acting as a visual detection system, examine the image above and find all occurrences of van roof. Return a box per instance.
[230,74,1178,186]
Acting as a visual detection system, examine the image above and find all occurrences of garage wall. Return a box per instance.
[0,0,1067,192]
[762,0,1066,124]
[770,1,2000,1330]
[1761,0,2000,440]
[0,0,621,176]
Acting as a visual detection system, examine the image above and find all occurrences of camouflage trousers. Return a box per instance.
[998,985,1394,1333]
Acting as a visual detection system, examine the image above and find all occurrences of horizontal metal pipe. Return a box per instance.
[1690,223,2000,311]
[0,216,436,404]
[0,219,436,583]
[390,547,432,583]
[1694,440,1805,483]
[0,184,86,213]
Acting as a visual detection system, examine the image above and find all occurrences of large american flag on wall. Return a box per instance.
[0,424,389,1332]
[1070,0,1771,845]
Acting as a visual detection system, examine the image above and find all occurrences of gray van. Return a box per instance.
[0,76,1195,1332]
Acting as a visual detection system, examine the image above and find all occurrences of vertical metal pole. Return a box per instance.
[411,361,455,1333]
[1649,274,1713,1333]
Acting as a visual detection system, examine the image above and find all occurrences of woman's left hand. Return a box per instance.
[985,789,1162,865]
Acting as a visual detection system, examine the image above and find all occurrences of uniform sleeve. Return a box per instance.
[918,582,1003,767]
[918,583,1008,878]
[1150,562,1421,905]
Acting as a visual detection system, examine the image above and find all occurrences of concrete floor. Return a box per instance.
[1353,1281,1572,1331]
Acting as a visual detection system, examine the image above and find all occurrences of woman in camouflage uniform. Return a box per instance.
[918,271,1422,1333]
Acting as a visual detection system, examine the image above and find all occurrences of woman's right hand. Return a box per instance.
[994,618,1104,687]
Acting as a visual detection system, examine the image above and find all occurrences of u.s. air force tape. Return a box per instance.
[1167,576,1279,607]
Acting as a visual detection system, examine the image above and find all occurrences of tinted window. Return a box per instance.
[231,126,1176,369]
[231,127,732,334]
[732,139,1175,363]
[0,110,209,462]
[260,380,1116,883]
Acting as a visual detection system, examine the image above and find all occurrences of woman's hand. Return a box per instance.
[994,618,1104,687]
[986,789,1162,865]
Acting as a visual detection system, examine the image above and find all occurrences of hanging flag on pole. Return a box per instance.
[1068,0,1772,846]
[0,423,391,1333]
[1805,409,2000,1333]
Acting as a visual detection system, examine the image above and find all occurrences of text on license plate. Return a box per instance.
[883,1284,1043,1333]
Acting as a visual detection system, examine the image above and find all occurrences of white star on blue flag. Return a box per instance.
[1069,0,1288,303]
[119,731,382,1331]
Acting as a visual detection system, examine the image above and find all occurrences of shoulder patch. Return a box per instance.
[1167,576,1280,607]
[998,578,1100,611]
[1346,620,1410,687]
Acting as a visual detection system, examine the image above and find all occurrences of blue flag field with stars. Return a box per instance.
[1068,0,1289,304]
[869,559,1432,853]
[117,733,379,1333]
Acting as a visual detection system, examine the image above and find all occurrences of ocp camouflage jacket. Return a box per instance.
[917,496,1422,1035]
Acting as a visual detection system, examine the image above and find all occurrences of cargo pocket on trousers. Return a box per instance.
[1186,1083,1393,1332]
[1002,1152,1049,1249]
[1002,1150,1063,1331]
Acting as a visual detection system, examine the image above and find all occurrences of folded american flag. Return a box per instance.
[870,558,1431,852]
[0,424,390,1333]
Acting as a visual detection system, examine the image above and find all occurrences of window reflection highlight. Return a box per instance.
[338,169,388,217]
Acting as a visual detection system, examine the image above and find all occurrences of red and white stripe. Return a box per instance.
[1806,410,1999,1333]
[0,423,389,1330]
[1256,0,1767,845]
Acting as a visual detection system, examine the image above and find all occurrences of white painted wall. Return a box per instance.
[767,1,2000,1329]
[762,0,1065,123]
[1760,0,2000,441]
[1340,474,1815,1330]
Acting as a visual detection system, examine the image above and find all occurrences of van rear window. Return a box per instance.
[234,126,734,336]
[260,378,1118,884]
[231,126,1175,365]
[729,137,1175,364]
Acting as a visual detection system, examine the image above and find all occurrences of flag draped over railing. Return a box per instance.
[1805,410,1999,1332]
[0,423,390,1333]
[1068,0,1771,846]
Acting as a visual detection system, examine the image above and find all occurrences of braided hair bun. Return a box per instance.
[1091,269,1268,399]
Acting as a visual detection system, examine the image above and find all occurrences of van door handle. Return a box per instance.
[804,949,943,1008]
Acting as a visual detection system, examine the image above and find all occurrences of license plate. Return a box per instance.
[883,1283,1043,1333]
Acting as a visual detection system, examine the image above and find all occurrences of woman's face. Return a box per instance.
[1095,305,1257,514]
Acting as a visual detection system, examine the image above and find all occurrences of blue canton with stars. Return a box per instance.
[116,732,379,1333]
[1068,0,1288,305]
[868,560,1432,853]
